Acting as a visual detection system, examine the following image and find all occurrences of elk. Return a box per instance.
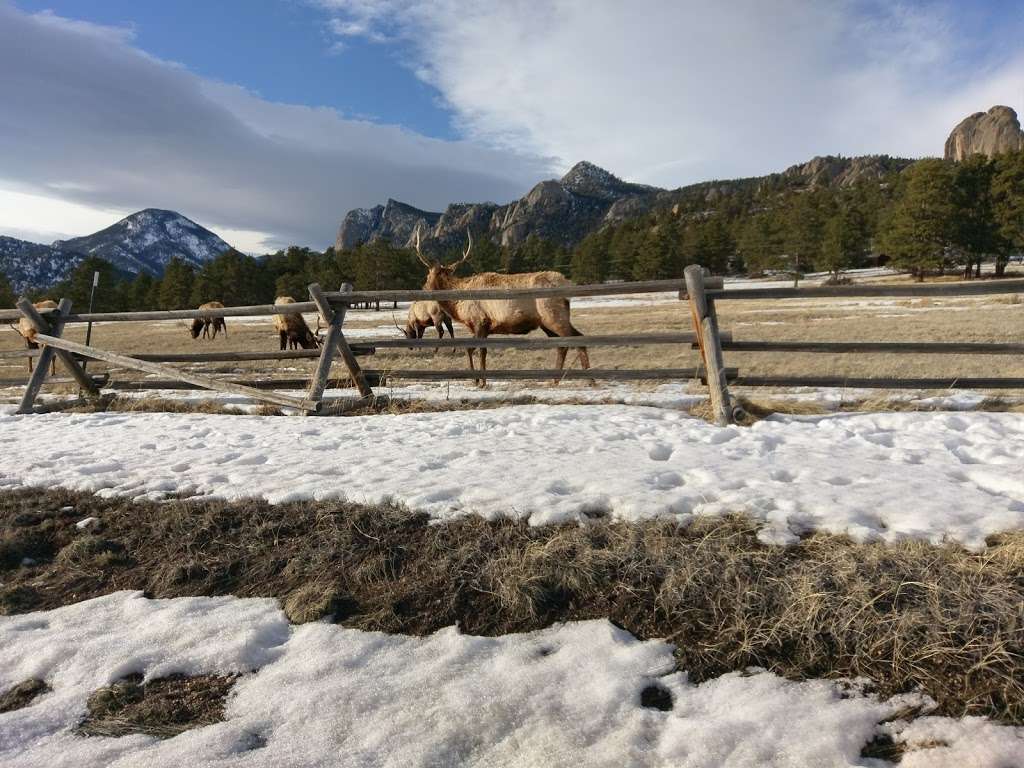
[272,296,320,350]
[401,301,455,345]
[11,299,58,375]
[190,301,227,340]
[415,229,590,385]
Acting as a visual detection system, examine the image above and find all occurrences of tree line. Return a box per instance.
[571,152,1024,283]
[2,152,1022,312]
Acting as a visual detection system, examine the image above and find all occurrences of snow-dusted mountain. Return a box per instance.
[54,209,231,277]
[0,236,86,292]
[0,209,232,292]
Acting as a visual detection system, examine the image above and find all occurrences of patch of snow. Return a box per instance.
[0,406,1022,548]
[1,592,1021,767]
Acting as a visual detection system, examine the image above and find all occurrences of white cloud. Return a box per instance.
[318,0,1024,187]
[0,4,549,250]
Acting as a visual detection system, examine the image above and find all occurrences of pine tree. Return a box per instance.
[158,257,195,309]
[952,155,1004,278]
[818,205,868,281]
[736,214,781,276]
[991,151,1024,276]
[881,159,956,281]
[0,272,15,308]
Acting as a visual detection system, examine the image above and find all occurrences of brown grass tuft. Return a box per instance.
[76,674,235,739]
[0,679,49,713]
[1,487,1022,724]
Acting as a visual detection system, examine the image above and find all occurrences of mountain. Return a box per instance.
[336,157,912,253]
[336,161,661,252]
[53,209,231,277]
[945,106,1024,161]
[0,237,87,293]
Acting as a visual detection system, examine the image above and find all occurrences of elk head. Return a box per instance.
[415,227,472,291]
[189,317,205,338]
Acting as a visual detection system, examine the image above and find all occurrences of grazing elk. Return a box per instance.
[415,229,590,385]
[401,301,455,350]
[272,296,320,350]
[190,301,227,340]
[11,299,58,375]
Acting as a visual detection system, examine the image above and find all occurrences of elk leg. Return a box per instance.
[554,347,568,385]
[279,331,287,351]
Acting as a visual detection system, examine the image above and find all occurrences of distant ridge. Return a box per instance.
[0,209,232,292]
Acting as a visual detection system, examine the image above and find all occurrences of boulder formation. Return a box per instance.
[944,106,1024,161]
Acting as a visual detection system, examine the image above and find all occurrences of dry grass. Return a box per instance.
[76,674,236,739]
[0,679,49,713]
[2,487,1022,724]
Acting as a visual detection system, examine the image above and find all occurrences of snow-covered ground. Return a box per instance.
[1,591,1020,768]
[1,405,1022,549]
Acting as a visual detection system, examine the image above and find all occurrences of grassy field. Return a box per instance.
[2,269,1022,404]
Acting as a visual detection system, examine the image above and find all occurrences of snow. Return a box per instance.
[2,591,1021,767]
[1,405,1022,549]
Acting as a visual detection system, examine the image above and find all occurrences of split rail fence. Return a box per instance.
[2,266,1022,424]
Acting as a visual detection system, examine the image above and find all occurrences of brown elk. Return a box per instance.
[190,301,227,340]
[11,299,58,374]
[415,229,589,385]
[272,296,320,350]
[401,301,455,345]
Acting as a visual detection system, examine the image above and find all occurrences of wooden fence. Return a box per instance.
[3,267,1022,422]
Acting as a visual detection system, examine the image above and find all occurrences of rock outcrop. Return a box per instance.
[335,161,658,252]
[781,155,913,188]
[944,106,1024,161]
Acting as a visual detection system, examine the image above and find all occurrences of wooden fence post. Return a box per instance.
[16,298,99,414]
[307,283,373,408]
[684,265,734,426]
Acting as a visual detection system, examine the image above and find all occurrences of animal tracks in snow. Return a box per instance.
[0,406,1022,549]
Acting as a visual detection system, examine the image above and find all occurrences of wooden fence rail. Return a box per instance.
[5,267,1021,419]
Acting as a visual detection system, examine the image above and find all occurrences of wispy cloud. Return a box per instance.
[316,0,1024,187]
[0,4,549,250]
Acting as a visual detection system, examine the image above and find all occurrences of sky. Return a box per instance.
[1,0,1022,252]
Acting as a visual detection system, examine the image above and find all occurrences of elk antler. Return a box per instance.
[413,226,432,268]
[448,230,473,269]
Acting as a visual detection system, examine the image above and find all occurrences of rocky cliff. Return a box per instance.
[944,105,1024,161]
[335,161,658,252]
[335,156,916,253]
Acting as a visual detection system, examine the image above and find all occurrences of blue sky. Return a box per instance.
[1,1,1022,251]
[14,0,457,139]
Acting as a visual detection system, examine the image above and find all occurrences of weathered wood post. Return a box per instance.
[684,265,734,426]
[307,282,373,409]
[16,297,99,414]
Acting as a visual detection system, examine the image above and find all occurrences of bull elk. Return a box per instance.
[273,296,320,350]
[11,299,58,375]
[190,301,227,340]
[415,229,590,385]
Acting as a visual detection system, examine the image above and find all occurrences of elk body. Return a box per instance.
[272,296,320,350]
[416,231,589,385]
[403,301,455,343]
[190,301,227,340]
[13,299,58,374]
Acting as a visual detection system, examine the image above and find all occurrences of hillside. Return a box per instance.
[0,236,86,293]
[1,209,232,292]
[54,209,231,276]
[335,155,914,253]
